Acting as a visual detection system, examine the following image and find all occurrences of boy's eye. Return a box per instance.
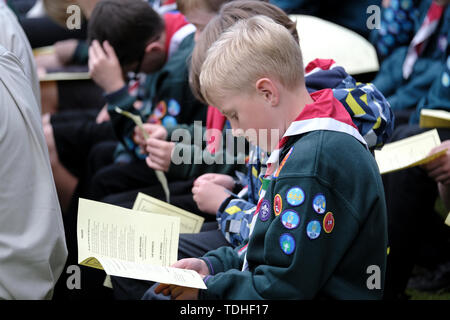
[230,113,238,120]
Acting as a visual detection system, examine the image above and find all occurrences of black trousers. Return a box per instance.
[103,182,229,300]
[51,111,116,178]
[58,80,106,113]
[382,125,450,299]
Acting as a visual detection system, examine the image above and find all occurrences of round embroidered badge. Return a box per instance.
[273,194,283,216]
[279,233,296,255]
[312,193,326,214]
[306,220,321,240]
[323,212,335,233]
[286,187,305,207]
[280,210,300,230]
[258,200,271,222]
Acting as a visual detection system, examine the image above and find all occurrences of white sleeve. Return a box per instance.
[0,3,41,111]
[0,47,67,300]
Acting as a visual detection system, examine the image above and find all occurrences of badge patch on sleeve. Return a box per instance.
[286,187,305,207]
[273,194,283,216]
[168,99,181,116]
[323,212,335,233]
[306,220,321,239]
[280,210,300,229]
[279,233,296,255]
[154,100,167,119]
[258,200,271,222]
[312,193,326,214]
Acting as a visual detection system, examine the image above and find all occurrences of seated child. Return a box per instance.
[372,0,449,125]
[145,15,388,300]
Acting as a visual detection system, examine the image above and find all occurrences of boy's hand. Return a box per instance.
[88,40,125,94]
[192,179,230,214]
[423,140,450,186]
[195,173,236,191]
[96,104,110,124]
[133,124,168,149]
[54,39,79,65]
[154,258,208,299]
[144,138,175,172]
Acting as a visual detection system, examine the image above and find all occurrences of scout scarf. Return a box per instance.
[240,88,367,271]
[403,2,445,79]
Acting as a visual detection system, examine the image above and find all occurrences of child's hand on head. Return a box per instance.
[144,138,175,172]
[195,173,236,191]
[192,179,230,214]
[88,40,125,93]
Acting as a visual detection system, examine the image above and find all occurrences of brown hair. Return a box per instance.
[189,0,299,103]
[88,0,164,67]
[177,0,232,15]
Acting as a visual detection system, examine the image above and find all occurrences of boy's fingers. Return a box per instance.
[92,40,106,59]
[145,157,165,172]
[146,138,168,149]
[154,283,169,294]
[103,40,119,62]
[170,286,183,300]
[146,144,167,159]
[425,156,447,173]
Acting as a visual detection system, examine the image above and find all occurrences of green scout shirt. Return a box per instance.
[199,130,388,300]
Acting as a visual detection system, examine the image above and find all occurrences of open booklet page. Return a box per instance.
[375,129,446,174]
[133,192,204,234]
[77,198,206,289]
[420,109,450,129]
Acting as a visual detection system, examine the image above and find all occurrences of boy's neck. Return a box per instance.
[280,85,314,136]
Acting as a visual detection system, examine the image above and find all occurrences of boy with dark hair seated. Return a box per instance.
[52,0,206,299]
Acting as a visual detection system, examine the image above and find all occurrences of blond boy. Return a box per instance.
[151,15,388,300]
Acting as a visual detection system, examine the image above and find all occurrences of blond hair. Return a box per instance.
[189,0,298,103]
[199,15,304,106]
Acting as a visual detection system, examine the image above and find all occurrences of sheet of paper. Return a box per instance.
[419,109,450,129]
[133,192,204,234]
[39,72,91,82]
[115,107,170,203]
[77,198,180,269]
[445,212,450,227]
[33,46,55,56]
[375,129,444,174]
[96,257,206,289]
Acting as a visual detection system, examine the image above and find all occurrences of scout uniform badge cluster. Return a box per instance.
[240,88,367,271]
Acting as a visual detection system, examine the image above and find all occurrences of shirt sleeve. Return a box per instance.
[0,49,67,299]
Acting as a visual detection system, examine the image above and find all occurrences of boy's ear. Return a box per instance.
[255,78,279,106]
[144,41,165,54]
